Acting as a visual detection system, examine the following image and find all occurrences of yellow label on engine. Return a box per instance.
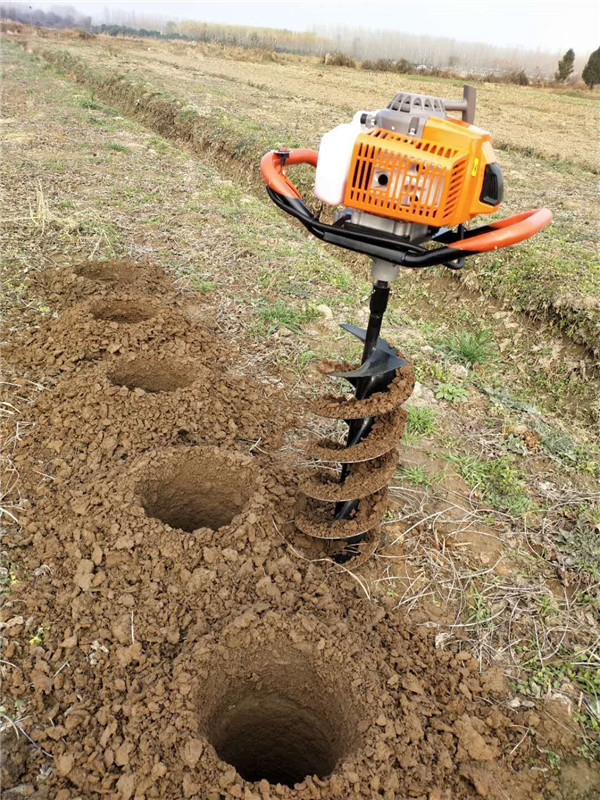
[471,157,480,177]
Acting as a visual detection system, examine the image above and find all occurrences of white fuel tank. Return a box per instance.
[314,111,369,206]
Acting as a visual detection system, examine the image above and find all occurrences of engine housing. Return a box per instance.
[344,111,503,228]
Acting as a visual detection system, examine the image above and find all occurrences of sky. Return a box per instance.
[14,1,600,53]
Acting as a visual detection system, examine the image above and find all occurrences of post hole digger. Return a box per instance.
[261,85,552,565]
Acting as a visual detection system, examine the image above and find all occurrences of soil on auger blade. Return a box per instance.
[295,489,389,539]
[2,258,577,800]
[311,358,415,418]
[307,406,406,462]
[284,524,381,567]
[299,449,398,501]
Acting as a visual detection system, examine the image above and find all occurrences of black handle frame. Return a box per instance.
[266,187,489,270]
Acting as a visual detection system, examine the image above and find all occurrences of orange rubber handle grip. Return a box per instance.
[260,149,318,199]
[450,208,553,252]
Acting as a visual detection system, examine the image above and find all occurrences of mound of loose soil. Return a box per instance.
[12,349,289,482]
[2,256,584,798]
[35,259,175,310]
[3,450,561,800]
[11,293,222,378]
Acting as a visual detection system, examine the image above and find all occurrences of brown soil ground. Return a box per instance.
[2,256,594,800]
[2,39,598,800]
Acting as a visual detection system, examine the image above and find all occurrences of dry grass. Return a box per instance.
[38,32,599,171]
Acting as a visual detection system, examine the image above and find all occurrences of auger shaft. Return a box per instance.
[334,280,391,523]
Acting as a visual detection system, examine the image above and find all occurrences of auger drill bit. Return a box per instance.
[261,84,552,564]
[296,269,414,565]
[334,282,398,522]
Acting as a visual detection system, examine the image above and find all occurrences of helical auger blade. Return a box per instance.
[296,324,415,565]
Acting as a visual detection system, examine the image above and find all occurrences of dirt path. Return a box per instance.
[1,40,599,800]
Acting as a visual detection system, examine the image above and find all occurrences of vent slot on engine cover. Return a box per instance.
[345,129,468,226]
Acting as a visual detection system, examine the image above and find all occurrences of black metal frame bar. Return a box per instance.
[266,187,484,270]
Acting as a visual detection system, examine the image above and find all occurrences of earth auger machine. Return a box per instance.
[261,85,552,565]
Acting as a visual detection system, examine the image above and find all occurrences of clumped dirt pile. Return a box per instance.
[1,259,578,799]
[37,258,173,310]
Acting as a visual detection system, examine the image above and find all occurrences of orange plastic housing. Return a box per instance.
[343,116,500,227]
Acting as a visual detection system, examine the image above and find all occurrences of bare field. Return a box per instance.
[16,30,600,354]
[1,38,600,800]
[22,33,600,171]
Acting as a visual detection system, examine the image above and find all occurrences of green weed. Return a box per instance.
[106,142,128,152]
[555,521,600,580]
[577,739,600,761]
[536,594,556,618]
[28,625,45,646]
[414,360,448,383]
[446,453,531,514]
[515,652,600,727]
[80,97,104,110]
[541,750,562,772]
[396,465,435,487]
[466,581,495,628]
[440,328,497,367]
[189,276,215,293]
[435,382,468,402]
[296,349,320,370]
[406,405,438,437]
[178,108,198,122]
[252,299,318,335]
[574,590,600,610]
[0,563,18,594]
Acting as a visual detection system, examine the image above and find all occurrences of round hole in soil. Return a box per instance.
[203,656,357,788]
[74,260,137,285]
[108,357,196,393]
[137,450,254,532]
[90,298,156,324]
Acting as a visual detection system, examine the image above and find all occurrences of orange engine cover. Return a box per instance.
[343,116,500,228]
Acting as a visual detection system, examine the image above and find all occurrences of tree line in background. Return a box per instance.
[0,1,91,30]
[554,46,600,88]
[1,2,598,88]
